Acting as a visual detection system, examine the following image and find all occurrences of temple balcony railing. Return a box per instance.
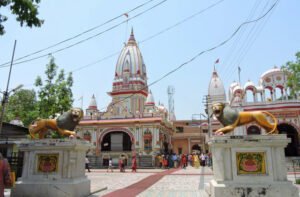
[241,99,300,108]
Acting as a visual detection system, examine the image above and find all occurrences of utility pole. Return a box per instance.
[0,40,17,135]
[203,95,211,138]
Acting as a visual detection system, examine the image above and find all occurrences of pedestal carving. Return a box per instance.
[12,139,91,197]
[205,135,298,197]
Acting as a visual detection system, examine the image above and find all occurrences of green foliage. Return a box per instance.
[281,52,300,97]
[35,57,74,118]
[0,0,43,35]
[49,131,64,139]
[296,178,300,184]
[4,89,38,127]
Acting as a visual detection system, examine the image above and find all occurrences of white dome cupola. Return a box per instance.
[108,29,149,116]
[208,68,226,103]
[114,28,147,81]
[145,90,155,106]
[88,94,98,110]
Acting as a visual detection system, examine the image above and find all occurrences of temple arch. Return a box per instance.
[277,123,300,156]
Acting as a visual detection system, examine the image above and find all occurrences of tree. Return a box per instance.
[35,57,74,118]
[281,52,300,98]
[0,0,43,35]
[4,89,39,126]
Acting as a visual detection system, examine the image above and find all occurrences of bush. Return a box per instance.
[295,179,300,184]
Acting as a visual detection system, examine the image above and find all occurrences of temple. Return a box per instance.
[77,30,300,167]
[77,29,173,167]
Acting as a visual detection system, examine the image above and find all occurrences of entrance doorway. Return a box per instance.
[101,131,132,151]
[277,123,299,156]
[192,144,201,154]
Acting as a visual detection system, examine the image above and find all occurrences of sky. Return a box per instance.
[0,0,299,120]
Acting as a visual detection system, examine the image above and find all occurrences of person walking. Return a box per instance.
[85,156,91,172]
[200,153,206,167]
[193,154,200,169]
[0,153,12,197]
[131,155,137,172]
[181,154,187,169]
[107,158,113,172]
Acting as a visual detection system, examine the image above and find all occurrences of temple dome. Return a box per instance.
[244,80,256,92]
[88,94,97,110]
[208,69,226,102]
[232,85,243,95]
[145,90,155,105]
[114,28,147,81]
[260,66,281,79]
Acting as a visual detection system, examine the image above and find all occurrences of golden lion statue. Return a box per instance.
[212,102,277,135]
[29,108,83,139]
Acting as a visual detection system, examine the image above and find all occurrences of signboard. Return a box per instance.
[37,154,59,173]
[236,152,266,175]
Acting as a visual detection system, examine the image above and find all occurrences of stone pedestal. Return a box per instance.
[205,135,299,197]
[12,139,91,197]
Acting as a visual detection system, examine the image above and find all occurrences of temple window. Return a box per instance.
[144,129,152,151]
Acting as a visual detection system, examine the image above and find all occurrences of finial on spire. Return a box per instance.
[128,27,136,44]
[131,27,134,36]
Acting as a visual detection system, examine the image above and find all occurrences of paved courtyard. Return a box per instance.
[5,166,300,196]
[86,166,300,197]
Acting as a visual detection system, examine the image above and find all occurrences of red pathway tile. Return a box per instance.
[103,168,179,197]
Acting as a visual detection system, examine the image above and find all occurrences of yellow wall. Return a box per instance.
[172,139,189,154]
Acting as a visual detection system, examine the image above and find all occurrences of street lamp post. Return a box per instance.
[0,40,20,136]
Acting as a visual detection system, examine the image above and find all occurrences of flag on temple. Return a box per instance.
[215,59,220,64]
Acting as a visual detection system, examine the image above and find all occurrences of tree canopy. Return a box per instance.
[0,0,43,35]
[35,57,74,118]
[281,52,300,97]
[4,89,38,127]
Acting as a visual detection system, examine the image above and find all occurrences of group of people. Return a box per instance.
[155,152,211,169]
[86,152,211,174]
[106,155,137,173]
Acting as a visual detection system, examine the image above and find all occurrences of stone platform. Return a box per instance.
[205,134,299,197]
[12,139,91,197]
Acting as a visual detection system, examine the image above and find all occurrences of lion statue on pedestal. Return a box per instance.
[29,108,83,139]
[212,102,277,135]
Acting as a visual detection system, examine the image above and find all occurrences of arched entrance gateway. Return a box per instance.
[101,131,132,151]
[99,128,134,166]
[277,123,300,156]
[192,144,201,154]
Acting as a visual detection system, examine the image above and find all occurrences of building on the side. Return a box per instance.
[227,66,300,156]
[171,66,300,157]
[171,67,227,155]
[76,29,174,168]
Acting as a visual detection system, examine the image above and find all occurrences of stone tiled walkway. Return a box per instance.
[88,166,214,197]
[103,168,179,197]
[89,166,300,197]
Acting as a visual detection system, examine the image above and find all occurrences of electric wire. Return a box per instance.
[0,0,156,67]
[70,0,225,73]
[98,0,279,112]
[221,0,274,84]
[0,0,167,68]
[223,0,271,82]
[222,0,277,85]
[219,0,263,80]
[218,0,262,75]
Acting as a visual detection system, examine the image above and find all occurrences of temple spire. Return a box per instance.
[128,27,136,45]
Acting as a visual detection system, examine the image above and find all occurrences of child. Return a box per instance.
[107,158,113,172]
